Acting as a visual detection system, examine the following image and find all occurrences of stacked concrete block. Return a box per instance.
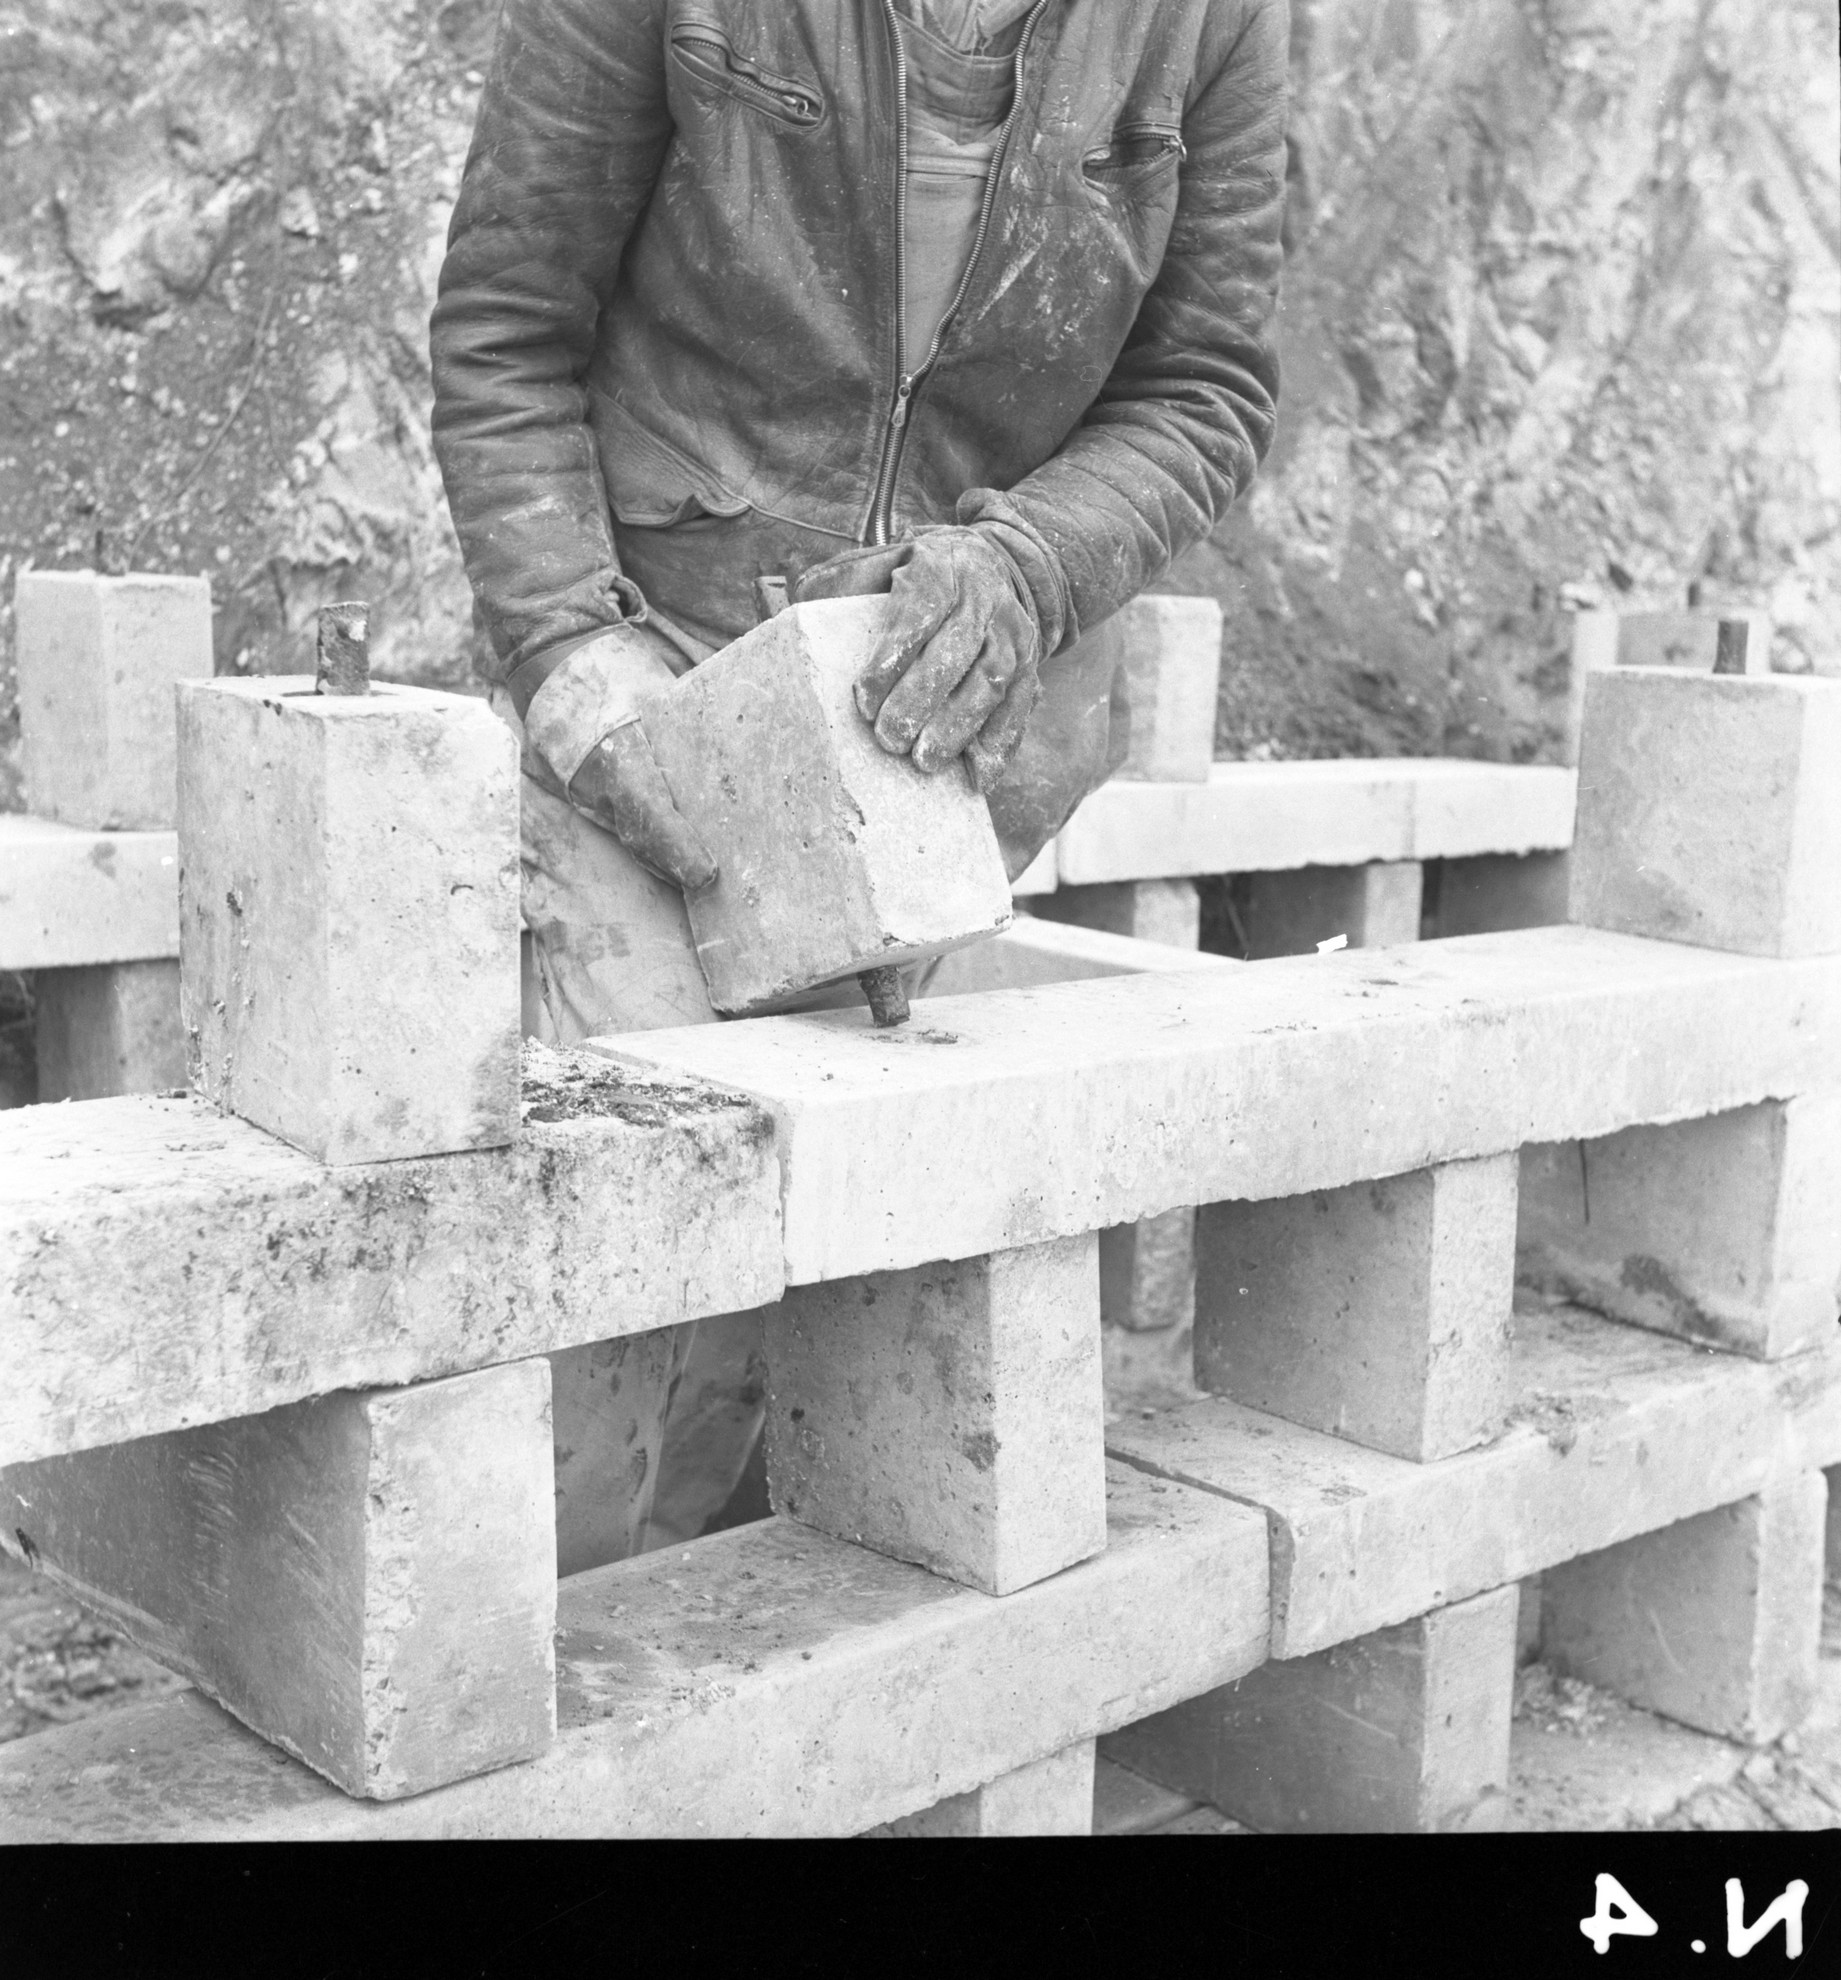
[877,1741,1096,1837]
[1238,858,1423,958]
[1542,1473,1826,1745]
[13,571,212,1101]
[764,1235,1107,1596]
[33,959,187,1104]
[1032,876,1201,949]
[638,596,1012,1016]
[1195,1154,1519,1463]
[1111,593,1223,784]
[178,674,522,1163]
[1569,670,1840,957]
[0,1360,557,1798]
[16,571,213,830]
[1432,851,1570,937]
[1536,670,1841,1358]
[1519,1096,1841,1360]
[1106,1586,1518,1833]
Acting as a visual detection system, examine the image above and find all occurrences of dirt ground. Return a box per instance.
[5,1551,1838,1835]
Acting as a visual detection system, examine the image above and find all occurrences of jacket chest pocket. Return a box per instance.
[1082,122,1185,197]
[670,21,825,130]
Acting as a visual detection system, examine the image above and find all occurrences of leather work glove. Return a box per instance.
[522,625,718,893]
[797,527,1044,795]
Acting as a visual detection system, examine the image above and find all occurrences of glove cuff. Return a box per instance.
[955,489,1076,656]
[522,627,680,794]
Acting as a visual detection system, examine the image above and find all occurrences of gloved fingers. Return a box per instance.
[910,623,1023,773]
[570,725,719,894]
[853,552,958,724]
[871,603,990,754]
[962,662,1041,794]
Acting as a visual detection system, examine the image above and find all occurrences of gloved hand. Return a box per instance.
[522,625,718,893]
[798,527,1044,794]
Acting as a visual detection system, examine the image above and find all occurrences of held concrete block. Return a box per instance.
[1432,852,1571,937]
[179,676,521,1163]
[34,959,185,1101]
[764,1235,1108,1595]
[0,1360,557,1799]
[638,597,1012,1015]
[1113,594,1222,783]
[1107,1304,1841,1658]
[1542,1472,1826,1744]
[2,1052,783,1469]
[1196,1155,1518,1462]
[1570,671,1841,957]
[608,927,1841,1286]
[1518,1096,1841,1360]
[0,1462,1270,1839]
[1031,877,1202,950]
[1105,1585,1518,1833]
[0,817,179,970]
[16,570,213,829]
[1100,1208,1195,1335]
[877,1741,1095,1836]
[1239,861,1423,957]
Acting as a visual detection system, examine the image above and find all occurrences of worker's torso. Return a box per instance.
[589,0,1246,645]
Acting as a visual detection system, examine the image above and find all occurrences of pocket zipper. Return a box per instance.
[672,27,823,126]
[1083,123,1187,177]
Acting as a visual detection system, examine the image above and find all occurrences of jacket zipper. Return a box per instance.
[865,0,1053,546]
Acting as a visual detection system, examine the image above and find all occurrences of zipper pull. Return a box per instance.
[889,377,915,429]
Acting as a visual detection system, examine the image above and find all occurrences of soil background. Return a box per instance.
[1,0,1837,807]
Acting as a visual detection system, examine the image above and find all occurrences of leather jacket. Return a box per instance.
[433,0,1287,669]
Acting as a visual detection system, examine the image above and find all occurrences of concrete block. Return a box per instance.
[178,676,521,1163]
[1195,1155,1518,1462]
[1432,851,1570,937]
[1107,1305,1841,1658]
[551,1325,694,1576]
[1056,760,1575,885]
[1570,671,1841,957]
[921,915,1232,996]
[0,1360,556,1798]
[1827,1464,1841,1584]
[1100,1208,1195,1335]
[1031,877,1202,949]
[0,817,178,970]
[1105,1584,1518,1833]
[765,1235,1107,1595]
[1611,609,1773,675]
[1542,1471,1826,1744]
[1010,842,1058,896]
[608,926,1841,1286]
[1113,594,1222,783]
[2,1051,783,1469]
[34,959,185,1101]
[0,1461,1271,1840]
[1239,860,1422,957]
[877,1741,1095,1836]
[1518,1096,1841,1360]
[644,1306,771,1549]
[15,570,212,829]
[638,597,1012,1015]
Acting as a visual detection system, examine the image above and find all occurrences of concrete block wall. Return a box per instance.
[0,608,1833,1837]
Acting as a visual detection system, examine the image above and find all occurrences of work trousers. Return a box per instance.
[508,608,1130,1575]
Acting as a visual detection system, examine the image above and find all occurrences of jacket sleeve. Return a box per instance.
[960,0,1289,647]
[429,0,672,698]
